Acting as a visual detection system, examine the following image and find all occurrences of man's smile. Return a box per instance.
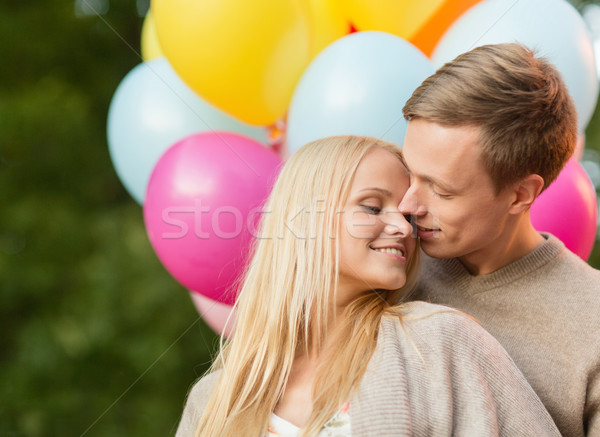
[416,224,440,239]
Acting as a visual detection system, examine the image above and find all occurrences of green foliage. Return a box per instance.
[0,1,218,435]
[1,1,599,436]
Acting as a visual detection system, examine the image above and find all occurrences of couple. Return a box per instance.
[176,43,600,436]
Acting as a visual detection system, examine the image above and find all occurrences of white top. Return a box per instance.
[267,401,351,436]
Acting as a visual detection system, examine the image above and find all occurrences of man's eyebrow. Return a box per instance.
[359,187,393,196]
[424,175,458,193]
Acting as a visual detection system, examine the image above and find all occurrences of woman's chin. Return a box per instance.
[377,278,407,292]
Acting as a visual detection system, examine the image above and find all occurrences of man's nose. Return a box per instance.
[398,185,426,216]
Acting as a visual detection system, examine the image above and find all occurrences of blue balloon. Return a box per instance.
[432,0,598,132]
[107,58,268,204]
[286,31,435,155]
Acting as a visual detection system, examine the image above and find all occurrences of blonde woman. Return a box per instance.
[176,136,559,436]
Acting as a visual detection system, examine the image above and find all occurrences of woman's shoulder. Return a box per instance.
[186,371,221,409]
[383,301,495,352]
[175,371,221,437]
[378,302,561,436]
[394,300,482,331]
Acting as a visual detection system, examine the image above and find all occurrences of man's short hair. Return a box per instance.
[403,43,577,193]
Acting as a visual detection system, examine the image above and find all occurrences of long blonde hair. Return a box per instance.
[195,136,420,436]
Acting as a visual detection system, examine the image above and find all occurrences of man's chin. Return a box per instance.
[420,238,455,259]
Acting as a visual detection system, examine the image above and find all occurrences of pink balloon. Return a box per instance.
[144,132,282,304]
[573,133,585,162]
[531,159,598,260]
[190,291,235,338]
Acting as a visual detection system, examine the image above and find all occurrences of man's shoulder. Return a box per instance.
[554,245,600,277]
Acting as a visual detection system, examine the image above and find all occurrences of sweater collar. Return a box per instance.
[426,233,565,294]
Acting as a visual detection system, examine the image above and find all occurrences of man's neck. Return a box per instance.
[458,217,545,276]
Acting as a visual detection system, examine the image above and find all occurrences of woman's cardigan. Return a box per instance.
[175,301,560,436]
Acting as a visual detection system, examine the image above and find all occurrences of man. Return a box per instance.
[399,43,600,437]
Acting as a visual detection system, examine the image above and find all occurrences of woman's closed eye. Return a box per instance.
[361,205,381,214]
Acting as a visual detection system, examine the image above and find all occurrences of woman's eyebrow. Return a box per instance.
[359,187,393,196]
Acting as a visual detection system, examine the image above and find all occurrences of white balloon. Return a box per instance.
[432,0,598,132]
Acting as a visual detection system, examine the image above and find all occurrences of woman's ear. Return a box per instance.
[508,174,544,214]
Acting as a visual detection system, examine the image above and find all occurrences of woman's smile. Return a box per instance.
[337,147,416,297]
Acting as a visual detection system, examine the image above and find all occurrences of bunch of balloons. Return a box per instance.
[107,0,598,336]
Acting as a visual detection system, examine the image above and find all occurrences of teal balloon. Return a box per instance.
[432,0,598,132]
[286,31,435,154]
[107,57,268,204]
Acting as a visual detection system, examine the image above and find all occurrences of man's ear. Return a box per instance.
[508,174,544,214]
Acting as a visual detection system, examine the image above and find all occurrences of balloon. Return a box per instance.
[190,292,235,338]
[531,159,598,260]
[432,0,598,132]
[305,0,350,57]
[144,132,282,304]
[152,0,345,126]
[574,133,585,162]
[344,0,481,57]
[286,31,435,154]
[141,11,164,61]
[344,0,444,39]
[582,4,600,82]
[410,0,482,57]
[107,58,268,204]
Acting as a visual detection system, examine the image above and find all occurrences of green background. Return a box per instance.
[2,1,599,435]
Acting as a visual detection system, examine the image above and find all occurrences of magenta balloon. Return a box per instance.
[144,132,282,304]
[190,291,235,338]
[573,133,585,162]
[531,159,598,260]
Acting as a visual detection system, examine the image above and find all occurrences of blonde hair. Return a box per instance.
[194,136,420,436]
[403,43,577,193]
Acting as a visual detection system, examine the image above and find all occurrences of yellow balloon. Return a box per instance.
[153,0,338,126]
[304,0,349,57]
[141,11,164,61]
[344,0,444,40]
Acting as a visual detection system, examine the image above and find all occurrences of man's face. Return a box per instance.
[399,119,514,263]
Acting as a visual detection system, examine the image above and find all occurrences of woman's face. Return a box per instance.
[337,148,416,302]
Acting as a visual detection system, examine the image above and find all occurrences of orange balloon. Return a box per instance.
[345,0,443,39]
[345,0,481,57]
[410,0,482,57]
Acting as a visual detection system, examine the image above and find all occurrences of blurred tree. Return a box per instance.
[1,0,599,436]
[0,1,218,436]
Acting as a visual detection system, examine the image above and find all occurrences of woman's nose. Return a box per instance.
[383,211,413,237]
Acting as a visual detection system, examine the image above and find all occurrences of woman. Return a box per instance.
[176,136,559,436]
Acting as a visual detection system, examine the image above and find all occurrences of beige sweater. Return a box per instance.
[176,301,559,436]
[411,234,600,437]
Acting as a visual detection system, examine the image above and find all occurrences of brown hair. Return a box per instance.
[403,43,577,193]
